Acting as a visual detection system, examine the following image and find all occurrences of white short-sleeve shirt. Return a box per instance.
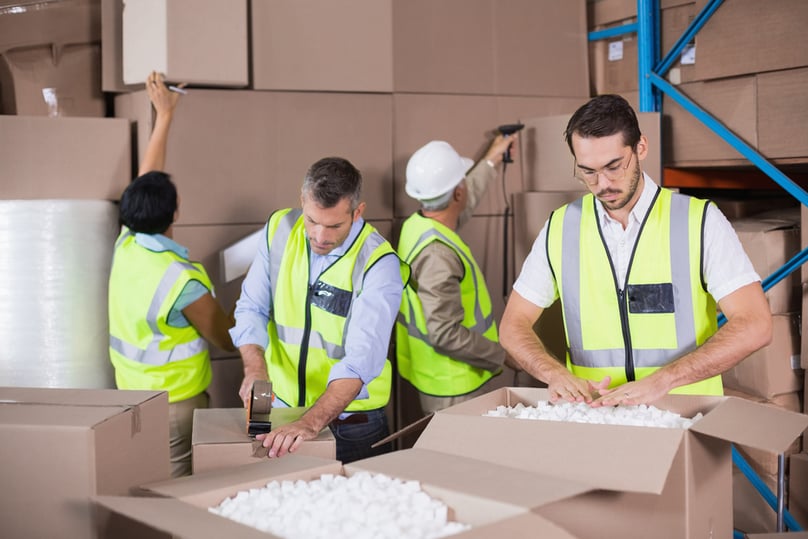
[513,174,760,308]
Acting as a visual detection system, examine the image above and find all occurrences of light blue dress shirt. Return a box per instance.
[229,217,403,403]
[134,232,209,326]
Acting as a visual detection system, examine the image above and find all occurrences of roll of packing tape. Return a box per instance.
[250,380,273,415]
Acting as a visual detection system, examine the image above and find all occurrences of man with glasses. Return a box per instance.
[500,94,772,405]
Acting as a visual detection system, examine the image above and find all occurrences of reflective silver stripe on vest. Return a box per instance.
[269,210,382,358]
[275,324,346,359]
[401,229,494,342]
[110,260,207,366]
[562,195,697,369]
[268,210,299,298]
[115,228,133,248]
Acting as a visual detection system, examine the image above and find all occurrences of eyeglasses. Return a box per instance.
[574,151,635,186]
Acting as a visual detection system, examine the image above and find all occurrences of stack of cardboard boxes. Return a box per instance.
[0,387,171,538]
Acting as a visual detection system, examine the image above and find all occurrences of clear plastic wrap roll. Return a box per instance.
[0,200,119,388]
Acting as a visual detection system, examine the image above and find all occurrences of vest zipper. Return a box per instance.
[617,288,636,382]
[297,284,313,406]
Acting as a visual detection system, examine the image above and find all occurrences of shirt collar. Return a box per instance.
[311,217,364,259]
[134,231,189,259]
[595,171,658,227]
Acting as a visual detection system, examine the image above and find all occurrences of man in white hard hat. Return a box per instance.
[396,134,520,414]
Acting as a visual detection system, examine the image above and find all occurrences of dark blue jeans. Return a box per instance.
[328,409,392,463]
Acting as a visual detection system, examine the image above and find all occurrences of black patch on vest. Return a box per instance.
[626,283,675,314]
[310,281,352,317]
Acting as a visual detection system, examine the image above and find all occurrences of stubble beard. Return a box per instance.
[597,164,641,212]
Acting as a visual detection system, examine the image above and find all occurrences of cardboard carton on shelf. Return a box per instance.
[691,0,808,82]
[0,387,170,539]
[95,453,589,538]
[192,407,337,474]
[731,211,801,315]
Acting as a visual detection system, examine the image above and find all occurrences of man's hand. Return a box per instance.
[547,373,611,404]
[238,344,269,407]
[483,132,520,167]
[254,416,322,458]
[590,376,668,408]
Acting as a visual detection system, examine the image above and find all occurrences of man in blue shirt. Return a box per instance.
[230,158,408,463]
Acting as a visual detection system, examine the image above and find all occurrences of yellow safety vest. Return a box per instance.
[108,228,213,403]
[265,209,409,411]
[396,212,498,396]
[547,189,722,395]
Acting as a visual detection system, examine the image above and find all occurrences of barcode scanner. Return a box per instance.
[497,123,525,163]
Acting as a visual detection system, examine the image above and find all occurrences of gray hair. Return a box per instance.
[301,157,362,211]
[419,190,454,211]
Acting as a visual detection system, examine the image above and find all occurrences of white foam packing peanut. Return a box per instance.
[209,471,471,539]
[484,401,703,429]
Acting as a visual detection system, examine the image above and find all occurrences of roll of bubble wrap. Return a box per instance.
[0,200,119,388]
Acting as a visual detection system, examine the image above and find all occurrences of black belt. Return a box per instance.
[331,413,368,425]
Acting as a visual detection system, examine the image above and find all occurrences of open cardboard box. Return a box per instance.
[0,387,170,538]
[95,452,589,538]
[403,387,808,539]
[192,407,336,474]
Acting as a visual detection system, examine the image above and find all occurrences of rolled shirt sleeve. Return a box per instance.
[326,252,404,400]
[229,222,272,350]
[512,220,558,309]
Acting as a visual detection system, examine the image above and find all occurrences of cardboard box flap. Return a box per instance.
[141,456,341,502]
[689,397,808,453]
[459,512,580,539]
[372,411,434,447]
[415,410,684,494]
[0,403,135,428]
[347,448,594,510]
[93,495,274,539]
[95,494,582,539]
[0,387,163,407]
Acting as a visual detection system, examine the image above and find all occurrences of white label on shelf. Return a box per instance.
[608,41,624,62]
[681,43,696,65]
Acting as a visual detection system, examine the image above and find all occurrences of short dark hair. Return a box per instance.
[301,157,362,211]
[564,94,642,156]
[119,171,177,234]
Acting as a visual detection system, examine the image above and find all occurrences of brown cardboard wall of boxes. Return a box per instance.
[1,0,807,537]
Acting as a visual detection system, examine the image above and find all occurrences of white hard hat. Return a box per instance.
[405,141,474,200]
